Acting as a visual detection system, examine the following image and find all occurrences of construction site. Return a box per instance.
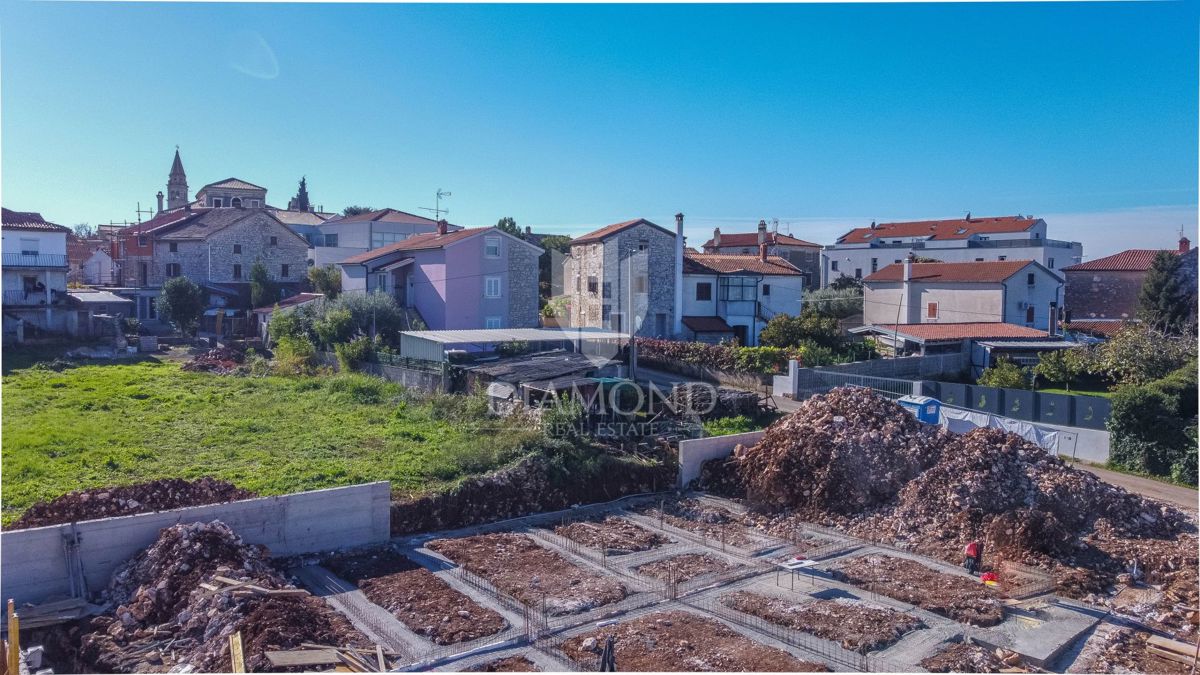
[2,387,1197,673]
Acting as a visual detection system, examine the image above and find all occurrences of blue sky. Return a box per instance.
[2,1,1196,258]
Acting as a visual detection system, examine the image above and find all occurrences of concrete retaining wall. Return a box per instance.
[1,482,391,607]
[678,431,765,488]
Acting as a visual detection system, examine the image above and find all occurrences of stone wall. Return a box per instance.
[565,222,676,336]
[146,211,310,290]
[507,241,541,327]
[1064,269,1146,320]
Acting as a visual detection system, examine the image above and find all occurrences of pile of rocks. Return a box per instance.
[669,383,761,420]
[736,387,947,515]
[182,347,245,373]
[9,478,256,530]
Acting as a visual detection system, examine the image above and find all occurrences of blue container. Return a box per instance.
[898,395,942,424]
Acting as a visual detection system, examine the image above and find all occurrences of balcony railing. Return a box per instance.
[3,253,68,268]
[851,238,1078,250]
[3,289,65,306]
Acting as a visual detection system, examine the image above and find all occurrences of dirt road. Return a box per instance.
[1072,463,1197,511]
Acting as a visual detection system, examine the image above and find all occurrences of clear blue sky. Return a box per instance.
[2,1,1196,258]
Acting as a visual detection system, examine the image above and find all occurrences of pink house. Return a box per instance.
[338,223,542,330]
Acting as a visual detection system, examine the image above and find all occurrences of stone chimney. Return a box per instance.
[757,219,767,246]
[1180,236,1191,253]
[156,191,164,214]
[713,227,721,248]
[759,243,768,262]
[674,213,685,337]
[903,253,914,281]
[437,219,448,235]
[903,253,920,324]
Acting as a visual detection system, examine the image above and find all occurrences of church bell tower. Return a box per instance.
[166,147,188,211]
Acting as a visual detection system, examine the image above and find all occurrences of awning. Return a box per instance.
[682,315,734,333]
[67,290,134,305]
[376,258,414,273]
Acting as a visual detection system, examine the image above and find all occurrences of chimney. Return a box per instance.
[713,227,721,248]
[156,191,164,214]
[758,243,768,262]
[525,225,532,236]
[437,219,448,235]
[903,252,914,281]
[903,253,919,323]
[673,213,685,337]
[757,219,767,246]
[1180,236,1191,253]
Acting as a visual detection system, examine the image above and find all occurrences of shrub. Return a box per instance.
[122,317,142,335]
[156,277,205,336]
[273,335,316,376]
[328,292,404,345]
[795,340,837,367]
[307,264,342,299]
[759,311,842,350]
[802,286,863,319]
[636,338,798,374]
[1171,427,1198,486]
[268,305,317,346]
[1093,324,1196,386]
[1108,384,1190,476]
[703,416,760,436]
[334,335,374,372]
[732,347,792,374]
[315,308,356,347]
[542,396,586,439]
[496,340,530,357]
[323,372,394,405]
[977,358,1030,389]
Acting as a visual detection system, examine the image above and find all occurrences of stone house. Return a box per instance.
[562,218,680,337]
[338,223,541,330]
[681,251,805,345]
[1062,238,1192,321]
[700,220,821,288]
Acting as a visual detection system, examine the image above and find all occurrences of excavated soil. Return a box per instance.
[720,591,924,654]
[636,499,755,546]
[427,533,627,616]
[635,553,736,582]
[9,478,255,529]
[919,641,1011,673]
[325,549,507,645]
[1083,629,1192,674]
[465,655,541,671]
[560,610,828,672]
[552,516,671,555]
[833,555,1003,626]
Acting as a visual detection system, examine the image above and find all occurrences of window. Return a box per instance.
[1026,306,1035,324]
[325,234,338,247]
[248,200,260,208]
[165,263,181,278]
[601,304,611,321]
[719,276,757,302]
[854,268,862,279]
[232,264,242,280]
[975,257,985,262]
[231,198,242,208]
[137,236,147,247]
[762,284,771,296]
[281,264,290,278]
[638,241,649,252]
[998,255,1007,261]
[602,282,612,298]
[19,238,38,256]
[233,244,242,254]
[212,198,223,208]
[139,262,148,286]
[587,276,598,294]
[269,236,278,247]
[830,261,839,272]
[484,236,501,258]
[169,242,178,253]
[634,275,647,294]
[696,282,712,301]
[371,232,408,249]
[376,273,388,291]
[927,302,938,319]
[1026,273,1036,286]
[870,258,878,273]
[485,276,501,298]
[1048,257,1055,269]
[485,316,502,329]
[894,259,902,264]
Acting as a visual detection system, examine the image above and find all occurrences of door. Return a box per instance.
[732,324,748,345]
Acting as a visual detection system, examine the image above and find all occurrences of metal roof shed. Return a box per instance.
[399,327,630,362]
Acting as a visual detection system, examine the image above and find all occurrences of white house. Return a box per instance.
[291,208,462,267]
[861,258,1064,330]
[822,215,1082,287]
[2,208,72,339]
[681,251,804,345]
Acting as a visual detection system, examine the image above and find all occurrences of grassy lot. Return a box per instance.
[1036,386,1113,398]
[2,358,544,525]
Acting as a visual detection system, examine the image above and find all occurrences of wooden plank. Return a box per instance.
[375,644,386,672]
[1146,646,1193,666]
[1148,635,1197,656]
[15,598,87,618]
[8,600,20,675]
[336,651,371,673]
[265,650,342,667]
[229,631,245,673]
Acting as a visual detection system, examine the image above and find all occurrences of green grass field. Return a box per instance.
[1,359,543,525]
[1036,386,1114,398]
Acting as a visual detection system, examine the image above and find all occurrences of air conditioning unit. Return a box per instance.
[1017,301,1030,310]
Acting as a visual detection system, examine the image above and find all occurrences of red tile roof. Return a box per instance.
[120,208,210,236]
[702,232,821,249]
[868,322,1050,342]
[864,260,1035,284]
[1065,319,1133,337]
[573,218,673,244]
[252,292,325,314]
[333,208,440,225]
[1,208,70,233]
[682,316,734,333]
[1062,249,1177,272]
[199,177,266,192]
[340,227,491,264]
[838,215,1038,244]
[684,253,804,276]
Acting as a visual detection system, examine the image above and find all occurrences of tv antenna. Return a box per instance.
[135,201,154,224]
[420,189,452,221]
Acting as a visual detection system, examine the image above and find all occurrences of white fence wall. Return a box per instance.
[1,482,391,607]
[677,431,765,488]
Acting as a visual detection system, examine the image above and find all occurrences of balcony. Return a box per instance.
[855,238,1077,250]
[3,289,66,307]
[3,253,68,268]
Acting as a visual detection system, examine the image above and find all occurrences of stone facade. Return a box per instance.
[507,240,541,328]
[564,221,677,337]
[1064,269,1147,320]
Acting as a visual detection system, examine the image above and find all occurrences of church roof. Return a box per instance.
[198,178,266,192]
[169,149,186,178]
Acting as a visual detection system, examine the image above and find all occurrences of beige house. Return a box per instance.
[862,258,1064,330]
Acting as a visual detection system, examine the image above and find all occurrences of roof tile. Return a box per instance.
[868,322,1050,341]
[838,216,1038,244]
[1062,249,1177,272]
[684,253,804,276]
[864,260,1035,284]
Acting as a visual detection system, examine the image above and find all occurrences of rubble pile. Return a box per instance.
[834,555,1004,626]
[10,478,256,529]
[919,640,1016,673]
[736,387,947,515]
[76,521,367,673]
[720,592,924,654]
[669,383,761,419]
[552,516,671,555]
[634,553,735,582]
[182,347,245,373]
[466,655,541,672]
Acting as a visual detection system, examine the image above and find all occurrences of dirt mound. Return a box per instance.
[834,555,1004,626]
[736,387,947,514]
[720,592,923,654]
[920,641,1014,673]
[182,346,245,373]
[10,477,255,529]
[553,516,671,555]
[77,521,368,672]
[466,655,541,671]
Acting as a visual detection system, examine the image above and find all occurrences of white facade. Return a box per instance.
[2,225,71,336]
[823,220,1082,287]
[82,249,118,285]
[682,271,804,345]
[294,210,457,267]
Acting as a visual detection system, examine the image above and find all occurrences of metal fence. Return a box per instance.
[800,371,919,400]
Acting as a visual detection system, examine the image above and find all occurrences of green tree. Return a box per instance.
[1094,324,1196,386]
[977,358,1030,389]
[314,308,356,347]
[802,286,862,319]
[249,261,276,308]
[342,205,375,217]
[1138,250,1189,333]
[307,264,342,299]
[329,292,404,344]
[759,311,841,350]
[538,234,572,299]
[293,176,311,212]
[1033,348,1089,391]
[495,217,522,239]
[156,277,205,336]
[829,276,862,291]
